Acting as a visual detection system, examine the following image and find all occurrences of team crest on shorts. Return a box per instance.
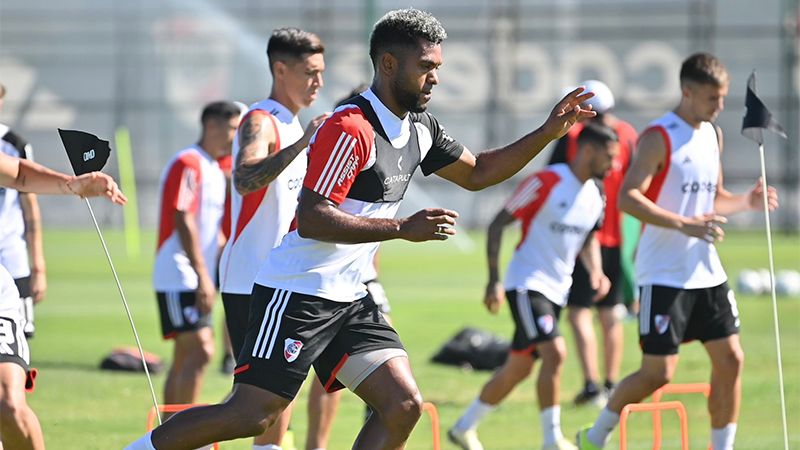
[537,315,554,335]
[654,315,670,335]
[183,306,199,324]
[284,338,304,363]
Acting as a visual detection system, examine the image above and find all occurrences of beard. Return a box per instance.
[392,76,427,114]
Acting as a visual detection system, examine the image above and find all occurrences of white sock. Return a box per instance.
[540,405,563,447]
[454,398,496,432]
[253,445,282,450]
[712,423,737,450]
[124,432,156,450]
[586,407,620,448]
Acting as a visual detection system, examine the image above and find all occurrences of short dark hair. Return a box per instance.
[200,101,241,127]
[578,122,619,149]
[267,28,325,74]
[335,83,370,108]
[680,53,729,88]
[369,8,447,68]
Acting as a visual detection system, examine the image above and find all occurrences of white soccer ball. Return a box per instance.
[737,269,764,296]
[776,270,800,297]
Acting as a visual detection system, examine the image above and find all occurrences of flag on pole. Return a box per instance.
[741,71,787,145]
[57,129,112,175]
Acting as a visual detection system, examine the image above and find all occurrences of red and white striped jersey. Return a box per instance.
[218,99,305,295]
[152,145,226,292]
[253,89,464,302]
[635,112,726,289]
[503,164,604,306]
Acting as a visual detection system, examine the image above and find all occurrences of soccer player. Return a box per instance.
[576,53,778,450]
[152,101,239,413]
[547,80,638,407]
[217,27,328,450]
[449,123,618,450]
[0,83,46,339]
[125,8,595,450]
[0,151,125,450]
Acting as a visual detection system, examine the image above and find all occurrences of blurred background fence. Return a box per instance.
[1,0,798,231]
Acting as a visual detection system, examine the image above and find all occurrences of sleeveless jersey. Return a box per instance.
[503,164,604,306]
[153,145,226,291]
[635,111,726,289]
[253,88,464,302]
[0,123,34,279]
[219,100,305,295]
[0,264,22,322]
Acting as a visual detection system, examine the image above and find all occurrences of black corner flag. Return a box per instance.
[57,129,112,175]
[742,71,787,145]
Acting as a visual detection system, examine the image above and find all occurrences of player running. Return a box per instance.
[576,53,778,450]
[125,8,595,450]
[449,123,619,450]
[0,150,125,450]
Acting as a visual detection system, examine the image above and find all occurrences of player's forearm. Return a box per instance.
[713,189,750,216]
[174,213,212,282]
[486,221,504,284]
[297,202,402,244]
[11,158,73,195]
[579,235,602,276]
[467,128,551,191]
[20,193,46,272]
[234,142,306,195]
[619,188,685,230]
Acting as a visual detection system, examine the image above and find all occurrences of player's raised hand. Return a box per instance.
[680,212,727,242]
[484,281,505,314]
[67,171,127,205]
[540,86,597,140]
[746,177,779,212]
[398,208,458,242]
[300,112,331,147]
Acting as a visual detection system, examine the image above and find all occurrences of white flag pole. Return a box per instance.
[83,198,162,426]
[757,144,788,450]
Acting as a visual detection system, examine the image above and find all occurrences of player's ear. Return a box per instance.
[273,61,287,80]
[379,52,398,77]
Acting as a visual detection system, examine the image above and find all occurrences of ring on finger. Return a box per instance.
[438,225,446,234]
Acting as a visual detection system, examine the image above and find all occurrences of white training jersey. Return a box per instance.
[0,264,22,322]
[635,111,727,289]
[503,164,604,306]
[253,88,464,302]
[153,145,226,292]
[218,100,305,295]
[0,123,34,279]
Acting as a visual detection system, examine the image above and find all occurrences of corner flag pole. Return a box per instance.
[58,129,162,426]
[741,72,788,450]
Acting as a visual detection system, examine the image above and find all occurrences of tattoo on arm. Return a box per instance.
[233,115,305,195]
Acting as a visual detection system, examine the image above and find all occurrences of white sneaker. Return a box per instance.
[448,427,485,450]
[543,437,579,450]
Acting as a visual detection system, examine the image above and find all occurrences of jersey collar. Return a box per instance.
[261,99,296,125]
[360,88,411,148]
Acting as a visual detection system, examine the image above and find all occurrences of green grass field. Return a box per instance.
[25,227,800,449]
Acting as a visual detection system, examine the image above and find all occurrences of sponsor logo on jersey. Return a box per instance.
[654,314,670,335]
[337,155,360,186]
[397,155,403,170]
[284,338,304,363]
[287,177,304,190]
[681,181,717,193]
[183,306,200,325]
[682,155,692,164]
[384,173,412,185]
[537,315,554,335]
[549,222,588,235]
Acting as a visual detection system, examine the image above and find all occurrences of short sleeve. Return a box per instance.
[414,113,465,176]
[504,171,561,221]
[303,108,374,204]
[164,154,202,214]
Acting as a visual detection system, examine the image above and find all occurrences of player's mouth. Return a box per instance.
[421,90,432,101]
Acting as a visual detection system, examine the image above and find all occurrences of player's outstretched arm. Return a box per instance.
[296,187,458,244]
[618,129,724,241]
[434,87,596,191]
[0,152,127,204]
[484,209,514,314]
[234,112,329,195]
[712,131,779,215]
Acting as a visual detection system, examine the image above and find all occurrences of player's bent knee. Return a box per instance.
[382,391,424,435]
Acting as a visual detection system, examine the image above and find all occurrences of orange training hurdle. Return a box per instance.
[652,382,711,450]
[619,401,689,450]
